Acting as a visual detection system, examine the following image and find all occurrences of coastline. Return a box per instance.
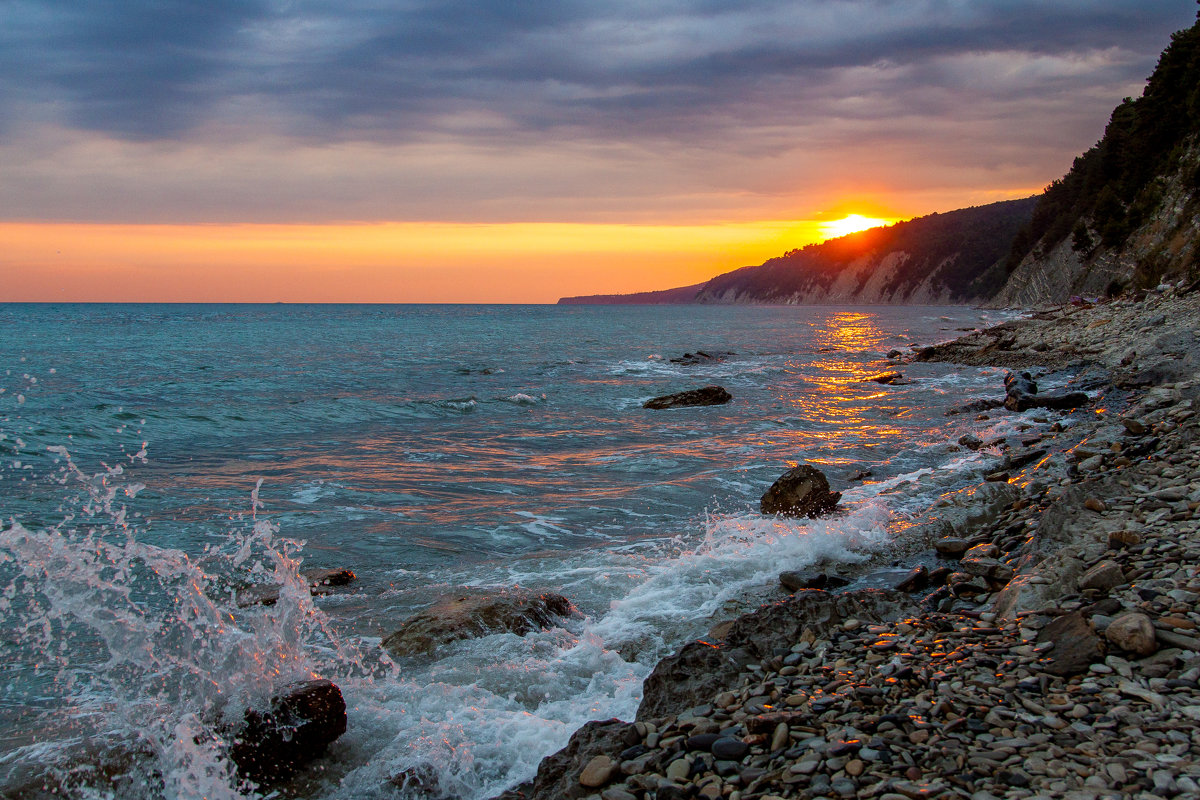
[501,285,1200,800]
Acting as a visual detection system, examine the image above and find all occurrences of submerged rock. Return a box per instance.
[760,465,841,518]
[643,386,732,409]
[236,567,358,608]
[864,371,911,385]
[669,350,735,365]
[382,587,576,657]
[228,679,347,786]
[779,570,850,592]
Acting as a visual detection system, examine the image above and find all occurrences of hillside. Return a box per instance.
[555,199,1036,306]
[558,282,704,305]
[994,10,1200,305]
[694,198,1035,305]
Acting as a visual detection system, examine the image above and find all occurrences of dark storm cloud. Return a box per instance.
[1,0,1194,143]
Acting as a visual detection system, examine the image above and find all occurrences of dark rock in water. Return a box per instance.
[926,566,953,586]
[864,371,911,385]
[236,568,358,607]
[957,433,983,450]
[382,587,576,657]
[760,465,841,517]
[1005,447,1048,471]
[893,566,929,593]
[669,350,735,365]
[1004,370,1088,412]
[636,641,751,723]
[887,349,903,358]
[946,398,1004,416]
[1036,612,1103,676]
[228,679,347,786]
[848,468,873,481]
[643,385,732,409]
[779,570,849,592]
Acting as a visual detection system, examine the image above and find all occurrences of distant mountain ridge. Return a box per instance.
[558,198,1037,305]
[559,9,1200,308]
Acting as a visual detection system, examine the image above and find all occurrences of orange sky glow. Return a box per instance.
[2,216,915,304]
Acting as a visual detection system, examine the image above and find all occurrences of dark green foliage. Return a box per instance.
[696,197,1036,303]
[1072,222,1095,254]
[1013,15,1200,263]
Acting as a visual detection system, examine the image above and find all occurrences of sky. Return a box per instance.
[2,1,1196,303]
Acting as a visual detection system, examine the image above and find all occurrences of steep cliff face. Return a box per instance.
[691,198,1036,305]
[994,13,1200,305]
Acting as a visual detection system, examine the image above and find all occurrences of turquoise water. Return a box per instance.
[0,303,1021,799]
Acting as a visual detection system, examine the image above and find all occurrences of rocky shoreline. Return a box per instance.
[498,284,1200,800]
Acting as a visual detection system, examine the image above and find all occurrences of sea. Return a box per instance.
[0,303,1032,799]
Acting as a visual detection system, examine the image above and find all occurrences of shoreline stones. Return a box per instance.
[502,288,1200,800]
[760,465,841,518]
[644,386,732,409]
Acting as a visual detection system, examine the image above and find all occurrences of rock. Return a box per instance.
[1078,561,1124,592]
[1003,371,1088,412]
[236,567,358,607]
[643,386,732,409]
[1036,612,1103,676]
[887,349,903,358]
[934,537,970,557]
[1105,612,1158,656]
[579,755,617,788]
[894,566,928,593]
[227,679,347,786]
[946,398,1004,416]
[1084,497,1107,512]
[710,738,749,760]
[520,719,634,800]
[779,571,849,592]
[957,433,983,450]
[1109,530,1141,549]
[669,350,735,365]
[760,465,841,517]
[381,587,576,657]
[959,555,1013,582]
[1121,417,1148,435]
[865,371,911,385]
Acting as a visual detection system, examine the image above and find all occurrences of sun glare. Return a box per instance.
[820,214,890,239]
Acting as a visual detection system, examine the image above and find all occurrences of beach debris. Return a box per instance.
[643,385,732,409]
[381,587,576,657]
[760,464,841,517]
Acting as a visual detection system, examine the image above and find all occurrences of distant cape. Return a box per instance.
[557,282,705,305]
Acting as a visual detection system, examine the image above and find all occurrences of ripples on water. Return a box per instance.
[0,304,1031,798]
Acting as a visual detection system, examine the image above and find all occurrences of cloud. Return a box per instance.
[0,0,1195,223]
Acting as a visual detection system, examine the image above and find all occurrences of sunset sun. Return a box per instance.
[820,214,891,239]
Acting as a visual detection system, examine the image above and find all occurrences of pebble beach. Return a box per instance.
[503,285,1200,800]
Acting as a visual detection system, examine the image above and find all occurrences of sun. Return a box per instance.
[820,214,891,239]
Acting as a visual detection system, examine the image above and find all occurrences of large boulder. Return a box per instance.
[643,386,732,409]
[1036,612,1103,676]
[382,587,576,658]
[1004,370,1088,412]
[760,465,841,517]
[228,679,347,786]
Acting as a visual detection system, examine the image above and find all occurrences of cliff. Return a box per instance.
[992,13,1200,305]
